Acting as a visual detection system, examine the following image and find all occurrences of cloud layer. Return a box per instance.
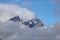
[0,4,35,23]
[0,3,60,40]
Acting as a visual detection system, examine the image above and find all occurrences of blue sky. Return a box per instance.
[0,0,60,25]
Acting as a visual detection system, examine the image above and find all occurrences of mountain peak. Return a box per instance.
[8,16,44,28]
[22,18,44,28]
[10,16,21,22]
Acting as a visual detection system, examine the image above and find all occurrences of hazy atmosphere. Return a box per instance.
[0,0,60,40]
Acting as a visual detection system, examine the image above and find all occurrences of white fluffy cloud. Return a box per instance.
[0,4,35,23]
[0,3,36,40]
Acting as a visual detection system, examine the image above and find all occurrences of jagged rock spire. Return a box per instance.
[10,16,21,22]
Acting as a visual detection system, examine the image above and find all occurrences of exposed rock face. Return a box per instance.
[10,16,21,22]
[22,18,44,28]
[9,16,44,28]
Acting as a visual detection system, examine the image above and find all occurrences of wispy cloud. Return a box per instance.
[49,0,60,6]
[8,0,20,3]
[49,0,60,17]
[21,2,32,7]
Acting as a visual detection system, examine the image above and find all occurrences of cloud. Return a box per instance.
[53,21,60,40]
[53,21,60,34]
[49,0,60,4]
[21,2,32,7]
[49,0,60,17]
[0,20,20,40]
[0,0,20,4]
[0,3,35,23]
[55,35,60,40]
[0,3,60,40]
[8,0,20,3]
[0,19,55,40]
[1,23,55,40]
[0,3,36,40]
